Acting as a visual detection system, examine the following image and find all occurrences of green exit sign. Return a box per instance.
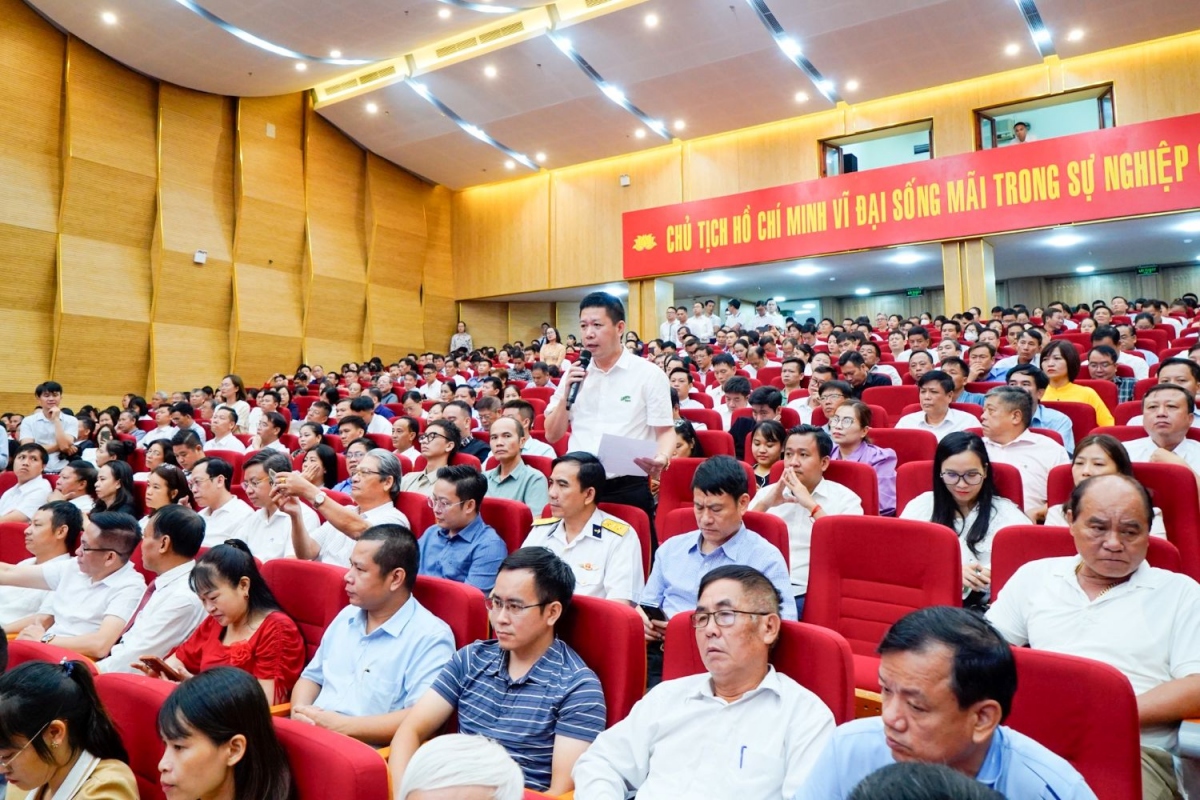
[1137,265,1159,275]
[906,288,925,297]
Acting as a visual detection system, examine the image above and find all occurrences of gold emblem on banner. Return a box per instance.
[632,234,657,251]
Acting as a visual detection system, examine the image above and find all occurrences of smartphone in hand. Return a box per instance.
[639,604,667,623]
[139,655,183,682]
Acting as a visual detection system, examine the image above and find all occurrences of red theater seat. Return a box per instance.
[260,559,349,661]
[8,639,99,674]
[862,385,918,417]
[396,491,436,536]
[556,595,646,725]
[768,460,880,516]
[695,429,735,457]
[204,450,245,484]
[868,428,937,467]
[275,715,390,800]
[413,575,488,649]
[479,496,533,553]
[598,502,652,577]
[484,453,553,479]
[1042,401,1099,445]
[895,460,1024,515]
[680,407,723,431]
[96,673,173,800]
[655,457,757,534]
[0,521,29,564]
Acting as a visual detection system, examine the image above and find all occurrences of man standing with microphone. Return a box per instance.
[545,292,674,526]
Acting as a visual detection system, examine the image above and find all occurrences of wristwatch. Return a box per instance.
[312,492,327,507]
[40,632,56,644]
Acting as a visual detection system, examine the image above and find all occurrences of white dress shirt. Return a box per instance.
[988,556,1200,750]
[572,667,835,800]
[983,430,1070,514]
[899,491,1030,567]
[97,561,206,674]
[140,426,180,449]
[894,408,977,441]
[749,479,863,595]
[521,437,556,458]
[310,502,410,567]
[0,477,52,522]
[659,320,681,345]
[243,503,321,561]
[41,559,145,637]
[686,315,715,340]
[870,364,903,385]
[366,415,393,435]
[19,410,79,473]
[197,497,256,547]
[521,508,644,603]
[204,433,246,453]
[1123,436,1200,473]
[0,553,69,625]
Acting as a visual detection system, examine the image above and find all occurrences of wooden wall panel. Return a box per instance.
[452,174,550,298]
[421,186,457,355]
[457,302,509,351]
[1061,34,1200,125]
[508,303,553,344]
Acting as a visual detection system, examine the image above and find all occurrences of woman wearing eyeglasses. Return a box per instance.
[828,401,897,516]
[899,432,1028,606]
[400,419,460,498]
[0,660,137,799]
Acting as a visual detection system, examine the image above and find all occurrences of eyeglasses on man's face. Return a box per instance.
[418,433,449,444]
[428,497,465,512]
[484,596,547,616]
[689,609,770,629]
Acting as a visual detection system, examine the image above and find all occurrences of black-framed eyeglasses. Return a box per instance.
[485,596,548,616]
[80,545,126,556]
[940,470,985,486]
[418,433,449,444]
[690,609,772,628]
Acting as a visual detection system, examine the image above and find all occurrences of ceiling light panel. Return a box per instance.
[1034,0,1200,57]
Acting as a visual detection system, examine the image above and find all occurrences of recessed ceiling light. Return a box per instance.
[794,91,809,103]
[1176,219,1200,233]
[772,296,786,302]
[844,79,860,92]
[504,160,515,170]
[702,275,732,287]
[792,265,821,277]
[438,7,451,18]
[634,129,646,139]
[1046,233,1083,247]
[816,80,835,94]
[854,287,871,296]
[535,152,546,163]
[1032,29,1052,45]
[778,38,802,58]
[890,250,923,265]
[484,65,497,78]
[365,102,379,114]
[644,13,659,28]
[1075,265,1095,274]
[1005,43,1020,56]
[329,50,342,59]
[603,284,629,296]
[1067,29,1084,42]
[801,303,816,310]
[673,119,686,132]
[101,11,118,25]
[294,62,307,72]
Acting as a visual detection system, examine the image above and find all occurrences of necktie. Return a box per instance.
[120,579,157,638]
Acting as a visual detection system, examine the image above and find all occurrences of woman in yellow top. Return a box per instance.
[539,326,567,367]
[1039,339,1115,426]
[0,660,138,800]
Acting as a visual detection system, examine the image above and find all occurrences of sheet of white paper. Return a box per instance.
[596,434,659,478]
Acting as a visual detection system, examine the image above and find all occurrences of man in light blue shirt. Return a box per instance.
[1007,364,1076,455]
[418,465,507,593]
[290,524,455,746]
[794,607,1095,800]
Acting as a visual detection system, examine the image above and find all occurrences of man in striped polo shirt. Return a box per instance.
[388,548,606,794]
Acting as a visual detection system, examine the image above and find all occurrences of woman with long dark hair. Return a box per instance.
[301,444,339,490]
[899,432,1028,605]
[0,660,137,798]
[93,460,141,517]
[1044,433,1166,534]
[157,667,294,800]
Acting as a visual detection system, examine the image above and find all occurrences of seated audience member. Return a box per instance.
[171,429,206,475]
[400,419,460,496]
[1123,383,1200,479]
[815,380,851,432]
[350,395,392,435]
[669,368,703,410]
[573,565,835,799]
[523,452,643,604]
[388,548,606,794]
[0,443,53,523]
[989,328,1042,380]
[749,426,862,620]
[398,734,524,800]
[796,607,1093,800]
[1086,344,1136,403]
[1044,434,1166,534]
[277,448,409,567]
[143,540,305,704]
[141,464,195,529]
[1040,340,1116,426]
[93,438,136,470]
[979,386,1069,519]
[940,356,986,406]
[245,389,280,435]
[418,465,507,594]
[47,459,97,514]
[0,502,79,631]
[301,443,339,490]
[332,437,373,493]
[190,457,255,548]
[906,350,935,383]
[501,399,556,458]
[846,759,1011,800]
[203,406,247,453]
[241,451,320,561]
[829,400,897,515]
[336,415,369,452]
[485,416,550,511]
[98,504,206,674]
[294,421,325,456]
[444,400,490,462]
[307,399,335,433]
[706,353,738,403]
[788,365,833,422]
[93,460,140,516]
[249,410,289,453]
[895,371,976,441]
[749,419,786,488]
[899,432,1028,606]
[717,376,753,430]
[988,473,1200,800]
[291,525,455,745]
[19,381,79,474]
[475,396,502,432]
[0,511,144,659]
[168,400,207,442]
[0,660,138,799]
[861,342,901,386]
[1005,364,1076,455]
[898,326,935,362]
[839,351,891,399]
[965,342,998,384]
[115,409,145,443]
[141,403,179,448]
[392,415,422,463]
[1128,357,1200,428]
[158,667,294,800]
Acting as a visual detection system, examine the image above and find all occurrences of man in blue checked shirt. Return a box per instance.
[389,548,606,795]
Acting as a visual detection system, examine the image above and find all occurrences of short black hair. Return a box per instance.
[193,457,233,489]
[723,376,752,397]
[1144,382,1196,413]
[148,505,205,559]
[338,414,367,432]
[579,291,625,324]
[878,606,1017,720]
[691,454,749,499]
[171,429,204,450]
[1158,357,1200,383]
[435,464,488,508]
[838,351,865,368]
[38,501,84,552]
[551,452,606,496]
[848,762,1005,800]
[1006,363,1049,390]
[698,564,780,615]
[15,442,48,465]
[916,370,955,394]
[747,386,782,409]
[34,381,64,396]
[499,548,575,611]
[786,424,833,459]
[349,396,375,413]
[358,524,420,590]
[169,401,196,417]
[88,511,141,559]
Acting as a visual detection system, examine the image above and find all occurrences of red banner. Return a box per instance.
[623,113,1200,279]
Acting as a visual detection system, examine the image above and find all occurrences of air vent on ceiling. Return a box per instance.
[479,21,525,44]
[322,77,360,98]
[436,36,480,59]
[585,0,614,7]
[357,65,397,86]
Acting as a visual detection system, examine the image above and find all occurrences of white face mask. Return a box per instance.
[964,329,979,343]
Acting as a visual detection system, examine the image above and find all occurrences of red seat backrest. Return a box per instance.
[867,428,937,467]
[597,502,651,577]
[695,429,735,457]
[990,525,1182,598]
[1113,400,1142,425]
[862,385,918,417]
[366,433,392,450]
[479,496,533,553]
[768,460,880,516]
[412,575,488,650]
[0,521,29,564]
[687,391,715,409]
[0,473,18,495]
[275,716,390,800]
[756,366,782,385]
[1041,401,1098,445]
[1005,647,1142,800]
[557,595,645,726]
[259,560,349,661]
[322,434,343,454]
[654,457,757,534]
[680,407,723,431]
[483,454,553,479]
[204,450,245,484]
[95,673,173,800]
[661,614,857,724]
[520,386,555,404]
[396,492,437,537]
[8,639,100,674]
[895,460,1024,515]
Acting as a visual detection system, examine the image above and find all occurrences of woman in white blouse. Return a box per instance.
[900,431,1028,606]
[1043,433,1166,535]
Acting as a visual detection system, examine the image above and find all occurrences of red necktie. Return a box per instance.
[120,580,157,637]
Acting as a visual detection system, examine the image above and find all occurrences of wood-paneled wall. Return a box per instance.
[0,0,452,411]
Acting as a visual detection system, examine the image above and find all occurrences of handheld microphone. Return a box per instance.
[567,350,592,406]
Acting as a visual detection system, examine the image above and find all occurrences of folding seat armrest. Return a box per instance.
[855,689,882,718]
[269,702,291,717]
